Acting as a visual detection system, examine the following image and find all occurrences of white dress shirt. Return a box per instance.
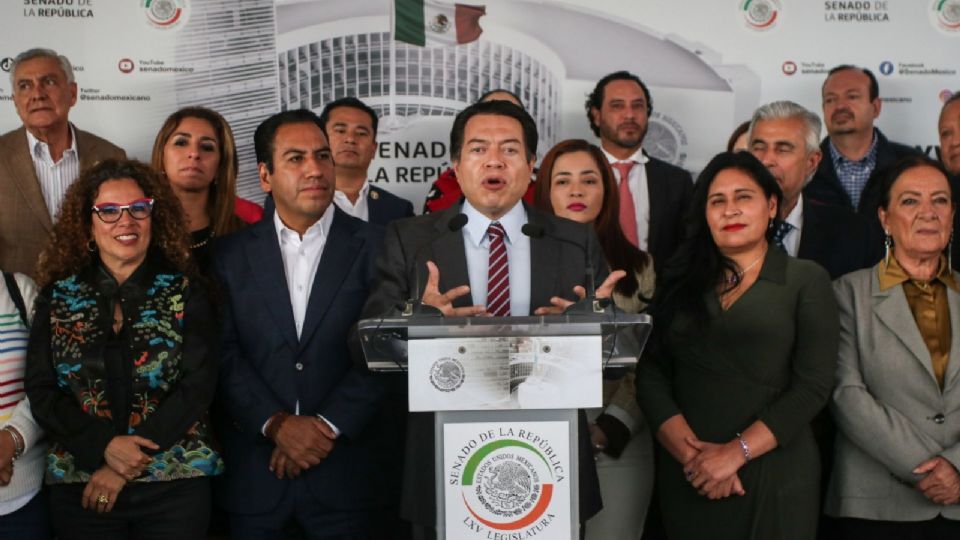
[333,181,370,221]
[782,195,804,258]
[461,200,531,316]
[268,205,339,436]
[274,205,334,338]
[602,147,651,251]
[26,125,79,219]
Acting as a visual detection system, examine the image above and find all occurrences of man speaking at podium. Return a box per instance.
[362,100,623,538]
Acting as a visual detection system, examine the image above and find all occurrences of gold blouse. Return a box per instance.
[878,255,959,388]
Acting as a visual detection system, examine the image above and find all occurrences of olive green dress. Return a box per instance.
[637,248,839,540]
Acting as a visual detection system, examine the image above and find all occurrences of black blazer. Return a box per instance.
[212,207,389,515]
[803,128,920,215]
[368,185,415,227]
[645,156,694,271]
[361,203,606,527]
[798,198,881,280]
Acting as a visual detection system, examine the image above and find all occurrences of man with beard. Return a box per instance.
[804,65,918,215]
[585,72,693,270]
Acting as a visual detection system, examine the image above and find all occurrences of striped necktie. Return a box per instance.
[486,222,511,317]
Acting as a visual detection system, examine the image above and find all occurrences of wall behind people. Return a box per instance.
[2,1,957,206]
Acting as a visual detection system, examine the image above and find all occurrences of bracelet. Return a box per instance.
[1,426,24,461]
[265,411,290,442]
[735,432,751,464]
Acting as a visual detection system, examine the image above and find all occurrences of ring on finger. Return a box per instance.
[97,494,109,505]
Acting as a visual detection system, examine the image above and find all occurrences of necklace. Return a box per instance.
[725,249,766,286]
[190,229,215,249]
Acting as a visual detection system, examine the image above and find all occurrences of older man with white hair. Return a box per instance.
[748,100,878,279]
[0,48,125,277]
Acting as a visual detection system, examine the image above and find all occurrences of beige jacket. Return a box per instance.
[0,126,125,278]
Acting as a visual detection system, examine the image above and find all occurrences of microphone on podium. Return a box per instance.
[521,222,612,314]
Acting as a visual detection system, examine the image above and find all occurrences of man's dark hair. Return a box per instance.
[478,88,524,108]
[254,109,325,173]
[449,100,538,162]
[584,71,653,137]
[318,97,379,138]
[824,65,880,102]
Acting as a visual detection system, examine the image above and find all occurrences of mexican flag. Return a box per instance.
[394,0,486,47]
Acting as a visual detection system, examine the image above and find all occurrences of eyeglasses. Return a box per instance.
[91,198,155,223]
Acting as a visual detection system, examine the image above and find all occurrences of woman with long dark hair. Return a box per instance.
[534,139,654,539]
[637,151,838,539]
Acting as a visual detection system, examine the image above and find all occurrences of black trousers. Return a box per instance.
[49,477,211,540]
[831,516,960,540]
[227,477,398,540]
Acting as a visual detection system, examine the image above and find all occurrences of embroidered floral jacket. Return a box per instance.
[26,257,223,484]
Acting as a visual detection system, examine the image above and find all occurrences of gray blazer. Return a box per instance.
[826,265,960,521]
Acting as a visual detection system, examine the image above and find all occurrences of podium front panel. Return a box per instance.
[408,335,602,412]
[438,410,579,540]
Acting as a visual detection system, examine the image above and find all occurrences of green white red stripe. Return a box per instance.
[394,0,486,47]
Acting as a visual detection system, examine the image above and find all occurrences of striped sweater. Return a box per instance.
[0,272,44,512]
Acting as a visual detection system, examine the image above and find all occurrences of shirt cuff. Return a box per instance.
[317,415,341,438]
[604,404,641,435]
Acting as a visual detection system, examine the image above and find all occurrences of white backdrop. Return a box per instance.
[2,0,958,206]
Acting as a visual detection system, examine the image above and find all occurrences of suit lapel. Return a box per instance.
[797,204,822,260]
[298,209,361,350]
[527,206,561,313]
[644,159,666,257]
[429,207,471,307]
[366,187,382,225]
[7,128,53,232]
[943,286,960,389]
[872,278,938,385]
[245,218,299,351]
[75,127,101,172]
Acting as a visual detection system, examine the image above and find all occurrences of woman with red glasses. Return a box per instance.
[25,159,222,539]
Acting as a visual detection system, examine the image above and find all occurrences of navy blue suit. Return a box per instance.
[803,129,920,215]
[213,207,389,528]
[798,199,880,279]
[368,185,415,226]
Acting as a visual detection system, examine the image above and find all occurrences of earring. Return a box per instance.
[884,231,892,267]
[87,239,97,252]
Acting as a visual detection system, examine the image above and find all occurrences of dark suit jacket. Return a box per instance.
[0,126,125,277]
[368,184,415,226]
[213,207,389,515]
[361,203,606,527]
[798,198,881,280]
[803,128,920,215]
[644,156,694,272]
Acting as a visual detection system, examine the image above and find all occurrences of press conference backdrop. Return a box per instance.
[1,0,957,205]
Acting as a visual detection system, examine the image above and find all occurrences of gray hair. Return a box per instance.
[749,100,822,154]
[9,48,75,87]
